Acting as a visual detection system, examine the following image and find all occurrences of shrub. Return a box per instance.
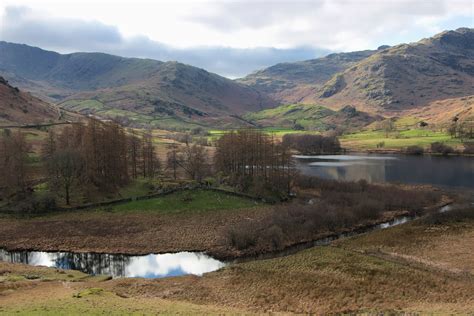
[9,194,57,214]
[430,142,454,155]
[227,224,258,250]
[224,176,441,253]
[405,145,424,155]
[463,142,474,154]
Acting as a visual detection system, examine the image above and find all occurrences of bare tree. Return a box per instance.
[166,143,180,180]
[179,143,209,182]
[47,149,84,205]
[214,129,296,197]
[127,129,141,179]
[141,131,160,178]
[0,129,31,198]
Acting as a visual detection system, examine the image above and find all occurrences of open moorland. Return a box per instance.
[1,24,473,315]
[1,204,473,314]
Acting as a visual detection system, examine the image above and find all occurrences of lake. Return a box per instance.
[295,154,474,189]
[0,250,225,278]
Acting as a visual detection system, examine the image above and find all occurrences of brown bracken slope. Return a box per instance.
[0,76,60,126]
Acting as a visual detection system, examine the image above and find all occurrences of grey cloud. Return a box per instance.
[1,6,122,51]
[187,0,327,31]
[186,0,471,50]
[0,6,329,78]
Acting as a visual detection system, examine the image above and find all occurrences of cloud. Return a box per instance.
[187,0,473,50]
[0,6,328,78]
[0,1,471,77]
[0,6,122,50]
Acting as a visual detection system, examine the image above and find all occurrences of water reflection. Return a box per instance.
[0,250,225,278]
[296,154,474,189]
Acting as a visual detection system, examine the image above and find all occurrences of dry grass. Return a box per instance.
[0,262,239,315]
[0,200,268,256]
[2,211,474,314]
[336,208,474,275]
[106,245,474,314]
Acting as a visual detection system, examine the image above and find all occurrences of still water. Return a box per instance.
[295,154,474,189]
[0,250,224,278]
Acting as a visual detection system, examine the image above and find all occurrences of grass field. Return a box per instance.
[110,189,258,214]
[340,128,463,150]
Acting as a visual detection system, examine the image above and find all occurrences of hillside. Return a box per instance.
[301,28,474,114]
[0,76,61,126]
[245,103,380,132]
[237,49,379,103]
[0,42,275,129]
[239,28,474,124]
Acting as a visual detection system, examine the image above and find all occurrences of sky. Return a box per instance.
[0,0,472,78]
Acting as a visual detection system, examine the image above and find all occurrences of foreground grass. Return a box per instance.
[0,263,235,315]
[5,246,470,315]
[110,189,258,214]
[337,207,474,275]
[2,209,474,314]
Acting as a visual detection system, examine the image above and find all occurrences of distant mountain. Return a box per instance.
[308,28,474,115]
[241,28,474,120]
[0,76,61,126]
[0,42,275,129]
[237,49,379,103]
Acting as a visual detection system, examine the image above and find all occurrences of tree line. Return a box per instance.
[1,124,312,208]
[282,134,341,154]
[0,119,212,207]
[214,129,296,199]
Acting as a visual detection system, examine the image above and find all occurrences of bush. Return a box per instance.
[9,194,57,214]
[463,142,474,154]
[227,224,258,250]
[223,176,441,253]
[405,145,424,155]
[430,142,454,155]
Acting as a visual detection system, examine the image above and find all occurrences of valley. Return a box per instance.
[0,20,473,315]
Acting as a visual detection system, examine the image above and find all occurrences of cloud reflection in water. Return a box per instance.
[0,250,225,279]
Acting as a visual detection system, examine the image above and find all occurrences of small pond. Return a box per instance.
[0,250,225,278]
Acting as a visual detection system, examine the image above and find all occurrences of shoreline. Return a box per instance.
[344,148,474,157]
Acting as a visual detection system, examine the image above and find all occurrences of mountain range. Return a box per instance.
[0,42,274,129]
[0,27,473,130]
[242,27,474,126]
